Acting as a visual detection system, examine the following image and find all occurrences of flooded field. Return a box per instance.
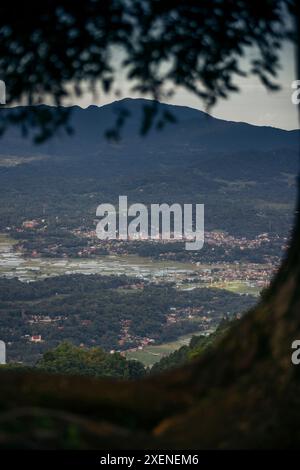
[0,233,263,295]
[0,233,199,283]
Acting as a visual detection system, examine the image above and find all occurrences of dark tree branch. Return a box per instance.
[0,0,295,141]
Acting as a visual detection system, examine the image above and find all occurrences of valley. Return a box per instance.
[0,99,297,367]
[0,232,276,366]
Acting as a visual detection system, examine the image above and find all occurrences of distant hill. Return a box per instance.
[0,98,298,238]
[0,98,299,158]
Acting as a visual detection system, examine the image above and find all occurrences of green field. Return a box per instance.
[212,280,262,296]
[125,329,214,367]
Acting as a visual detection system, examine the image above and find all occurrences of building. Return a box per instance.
[30,335,42,343]
[22,220,39,229]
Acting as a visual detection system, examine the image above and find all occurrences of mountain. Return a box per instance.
[0,98,299,158]
[0,98,298,239]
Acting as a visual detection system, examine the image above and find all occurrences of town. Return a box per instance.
[5,217,285,292]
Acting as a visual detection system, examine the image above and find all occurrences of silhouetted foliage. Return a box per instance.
[0,0,296,141]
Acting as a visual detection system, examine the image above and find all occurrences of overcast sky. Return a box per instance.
[65,41,298,131]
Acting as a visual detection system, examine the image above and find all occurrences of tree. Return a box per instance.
[0,0,300,449]
[36,341,146,378]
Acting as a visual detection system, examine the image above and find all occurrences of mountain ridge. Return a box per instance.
[0,98,299,159]
[6,97,299,132]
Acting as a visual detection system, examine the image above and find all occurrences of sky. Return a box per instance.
[64,42,299,131]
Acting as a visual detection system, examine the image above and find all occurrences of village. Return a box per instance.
[10,217,286,260]
[0,219,283,363]
[3,217,283,293]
